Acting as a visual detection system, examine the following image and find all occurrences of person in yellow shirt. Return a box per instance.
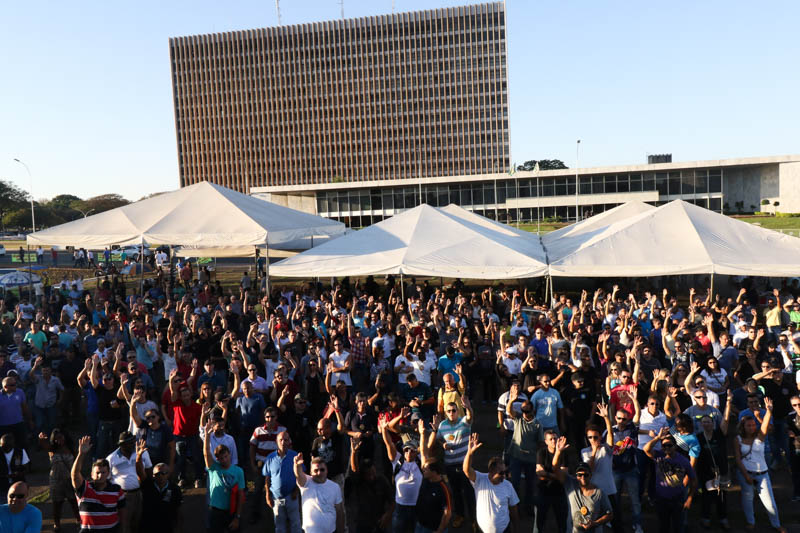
[437,364,466,417]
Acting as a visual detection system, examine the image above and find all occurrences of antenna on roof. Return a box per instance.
[339,0,344,19]
[392,0,396,13]
[275,0,281,25]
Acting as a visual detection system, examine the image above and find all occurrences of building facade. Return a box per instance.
[169,2,509,192]
[252,155,800,228]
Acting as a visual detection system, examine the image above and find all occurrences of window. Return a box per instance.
[371,191,383,210]
[629,173,642,192]
[709,170,722,192]
[542,178,554,197]
[668,172,681,196]
[483,183,495,204]
[554,178,567,196]
[695,170,708,194]
[681,172,695,195]
[617,174,629,193]
[604,175,617,194]
[393,189,404,209]
[519,179,531,198]
[579,177,592,195]
[461,187,472,205]
[655,173,667,195]
[591,176,604,195]
[472,184,484,205]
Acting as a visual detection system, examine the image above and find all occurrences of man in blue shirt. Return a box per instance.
[438,346,463,384]
[264,431,301,533]
[0,482,42,533]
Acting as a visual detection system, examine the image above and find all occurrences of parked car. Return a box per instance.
[120,245,153,262]
[0,245,5,257]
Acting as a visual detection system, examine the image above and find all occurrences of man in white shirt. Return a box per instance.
[380,420,423,533]
[463,433,519,533]
[293,455,343,533]
[394,351,417,386]
[107,431,151,533]
[155,250,168,269]
[61,298,79,321]
[328,340,351,387]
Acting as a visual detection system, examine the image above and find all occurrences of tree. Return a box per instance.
[0,180,30,232]
[44,194,83,221]
[82,193,130,214]
[516,159,569,171]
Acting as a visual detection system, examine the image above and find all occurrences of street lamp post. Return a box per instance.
[12,158,35,231]
[575,140,581,222]
[75,208,95,219]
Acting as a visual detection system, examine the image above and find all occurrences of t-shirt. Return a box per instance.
[564,476,612,533]
[263,450,298,500]
[391,452,423,505]
[638,410,669,450]
[652,450,695,501]
[416,478,452,530]
[0,503,42,533]
[299,478,342,533]
[604,424,638,473]
[471,471,519,533]
[497,391,528,431]
[530,387,563,429]
[207,462,245,511]
[172,401,202,437]
[580,446,616,496]
[75,480,126,531]
[683,405,722,433]
[437,416,471,466]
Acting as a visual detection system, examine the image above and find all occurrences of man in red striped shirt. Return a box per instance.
[248,407,286,524]
[71,435,126,532]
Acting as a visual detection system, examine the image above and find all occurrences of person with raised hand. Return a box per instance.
[293,453,343,533]
[464,433,519,533]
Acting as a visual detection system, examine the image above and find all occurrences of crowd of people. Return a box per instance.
[0,270,799,533]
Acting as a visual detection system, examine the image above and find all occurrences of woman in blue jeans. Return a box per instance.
[733,397,787,533]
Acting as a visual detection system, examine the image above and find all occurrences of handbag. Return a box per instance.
[702,431,732,492]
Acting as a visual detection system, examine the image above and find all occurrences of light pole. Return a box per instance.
[75,208,95,219]
[575,140,581,222]
[12,158,35,231]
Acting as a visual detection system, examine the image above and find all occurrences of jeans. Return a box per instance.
[737,470,781,528]
[392,504,416,533]
[770,418,791,465]
[445,464,475,519]
[612,468,641,531]
[209,506,238,533]
[174,435,203,483]
[273,495,302,533]
[96,420,121,460]
[508,458,536,508]
[655,497,687,533]
[700,485,727,521]
[533,485,567,533]
[33,405,58,438]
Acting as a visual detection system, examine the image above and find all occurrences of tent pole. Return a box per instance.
[400,273,405,303]
[710,272,715,301]
[265,239,271,298]
[27,245,32,301]
[549,275,555,306]
[253,247,258,295]
[139,238,145,297]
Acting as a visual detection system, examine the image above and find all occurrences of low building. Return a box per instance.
[252,154,800,227]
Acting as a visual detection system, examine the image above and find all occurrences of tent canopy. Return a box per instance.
[548,200,800,277]
[543,201,655,260]
[26,181,344,249]
[271,203,548,279]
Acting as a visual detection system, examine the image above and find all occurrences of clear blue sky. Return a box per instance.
[1,1,798,201]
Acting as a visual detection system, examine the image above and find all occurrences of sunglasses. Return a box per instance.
[446,409,457,413]
[146,415,157,420]
[575,472,589,478]
[586,435,600,440]
[7,493,25,500]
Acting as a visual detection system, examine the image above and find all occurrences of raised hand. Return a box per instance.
[78,436,92,455]
[136,439,147,458]
[596,403,609,419]
[764,397,773,411]
[467,432,482,454]
[556,435,570,452]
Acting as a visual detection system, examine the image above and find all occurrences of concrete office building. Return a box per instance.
[252,154,800,227]
[169,2,509,192]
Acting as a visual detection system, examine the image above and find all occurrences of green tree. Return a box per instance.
[45,194,83,221]
[82,193,130,214]
[516,159,569,171]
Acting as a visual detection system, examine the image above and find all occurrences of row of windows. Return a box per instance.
[324,198,723,229]
[315,170,724,214]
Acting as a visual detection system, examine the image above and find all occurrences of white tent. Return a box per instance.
[270,204,548,279]
[548,200,800,277]
[26,181,345,249]
[543,201,655,258]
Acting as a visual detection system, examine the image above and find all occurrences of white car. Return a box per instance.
[0,245,5,257]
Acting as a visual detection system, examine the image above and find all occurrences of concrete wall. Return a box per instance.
[252,192,318,215]
[723,164,780,212]
[778,162,800,213]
